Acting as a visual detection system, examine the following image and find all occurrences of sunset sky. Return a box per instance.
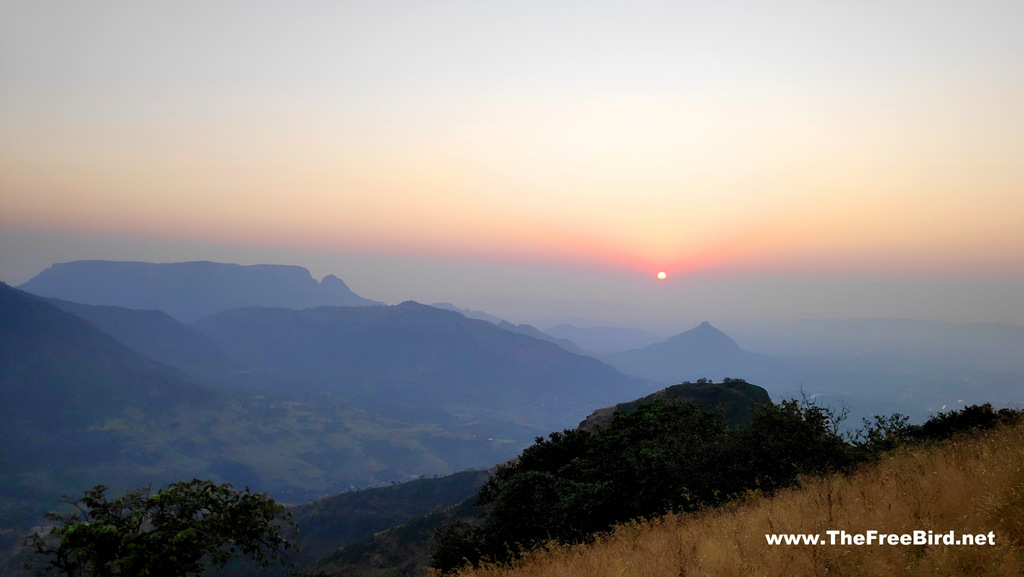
[2,1,1022,329]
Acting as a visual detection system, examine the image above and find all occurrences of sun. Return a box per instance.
[657,271,667,280]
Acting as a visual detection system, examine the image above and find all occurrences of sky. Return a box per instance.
[2,1,1023,330]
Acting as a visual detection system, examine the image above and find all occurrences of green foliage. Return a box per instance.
[916,403,1020,440]
[852,412,914,453]
[26,479,294,577]
[723,398,855,494]
[431,521,487,575]
[432,397,857,572]
[612,377,771,427]
[853,403,1023,454]
[430,399,1024,574]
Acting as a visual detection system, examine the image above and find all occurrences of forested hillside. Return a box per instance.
[455,414,1024,577]
[431,403,1021,574]
[296,379,771,576]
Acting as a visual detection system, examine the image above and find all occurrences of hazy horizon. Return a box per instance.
[4,226,1023,334]
[3,2,1022,330]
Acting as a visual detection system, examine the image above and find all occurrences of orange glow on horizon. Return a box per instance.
[5,207,1023,283]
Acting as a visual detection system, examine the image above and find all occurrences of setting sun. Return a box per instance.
[657,272,667,280]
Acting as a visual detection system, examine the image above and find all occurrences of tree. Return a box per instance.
[26,479,294,577]
[722,397,854,495]
[432,396,859,573]
[432,402,735,572]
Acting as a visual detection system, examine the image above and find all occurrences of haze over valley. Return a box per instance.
[2,2,1022,575]
[5,259,1019,574]
[4,262,1022,517]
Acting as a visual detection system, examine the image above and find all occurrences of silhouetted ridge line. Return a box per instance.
[19,260,383,322]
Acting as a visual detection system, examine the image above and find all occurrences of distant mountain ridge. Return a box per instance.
[544,323,663,354]
[601,321,772,384]
[428,303,587,354]
[19,260,382,322]
[0,283,218,428]
[192,301,646,431]
[45,298,238,378]
[429,302,506,324]
[0,284,533,536]
[600,320,1024,423]
[496,320,587,355]
[0,282,223,526]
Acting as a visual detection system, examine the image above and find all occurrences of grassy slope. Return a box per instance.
[455,421,1024,577]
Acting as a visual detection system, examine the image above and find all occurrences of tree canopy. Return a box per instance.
[26,479,294,577]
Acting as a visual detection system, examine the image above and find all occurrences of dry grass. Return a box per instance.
[449,421,1024,577]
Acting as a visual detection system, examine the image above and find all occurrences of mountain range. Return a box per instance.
[191,301,644,430]
[543,322,664,354]
[0,283,224,527]
[45,297,239,378]
[0,266,648,548]
[5,258,1023,576]
[600,319,1024,424]
[430,302,587,355]
[19,260,382,322]
[602,321,767,382]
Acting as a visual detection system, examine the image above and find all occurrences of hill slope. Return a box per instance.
[192,301,646,431]
[457,420,1024,577]
[0,283,221,527]
[19,260,382,322]
[45,298,238,377]
[601,321,784,384]
[300,379,773,577]
[0,283,218,436]
[289,470,490,569]
[0,285,533,537]
[577,378,771,432]
[544,323,663,355]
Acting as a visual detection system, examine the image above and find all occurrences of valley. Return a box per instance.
[3,260,1022,576]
